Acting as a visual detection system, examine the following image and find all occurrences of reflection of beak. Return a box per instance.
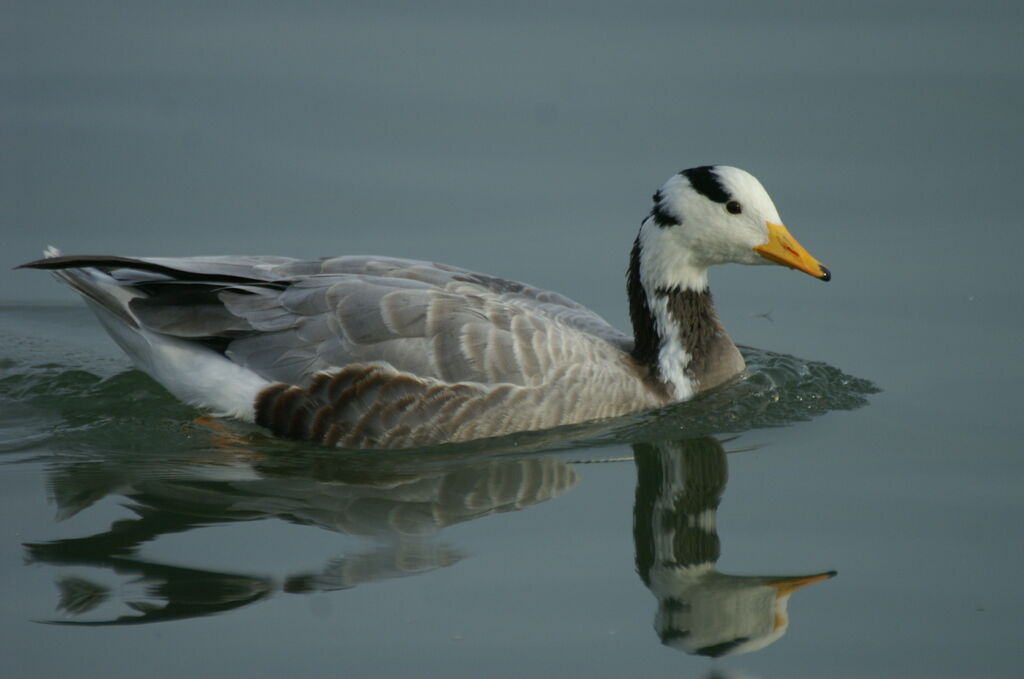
[768,570,837,598]
[755,222,831,281]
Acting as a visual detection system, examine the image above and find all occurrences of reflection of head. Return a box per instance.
[633,438,834,657]
[655,569,835,657]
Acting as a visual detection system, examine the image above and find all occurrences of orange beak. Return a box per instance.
[755,222,831,281]
[768,571,837,598]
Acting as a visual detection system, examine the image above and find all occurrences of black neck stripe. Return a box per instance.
[681,166,730,204]
[627,235,660,368]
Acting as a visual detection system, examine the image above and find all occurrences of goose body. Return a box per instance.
[21,166,829,449]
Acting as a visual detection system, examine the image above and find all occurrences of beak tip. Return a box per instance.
[819,266,831,282]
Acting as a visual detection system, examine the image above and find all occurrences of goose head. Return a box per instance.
[639,165,830,292]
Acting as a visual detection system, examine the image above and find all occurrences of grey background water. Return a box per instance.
[2,1,1022,677]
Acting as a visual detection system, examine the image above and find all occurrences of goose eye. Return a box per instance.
[726,200,742,215]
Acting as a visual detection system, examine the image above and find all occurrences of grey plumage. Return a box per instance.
[22,165,829,449]
[231,257,669,447]
[25,254,668,448]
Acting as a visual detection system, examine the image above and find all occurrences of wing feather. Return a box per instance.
[27,253,663,447]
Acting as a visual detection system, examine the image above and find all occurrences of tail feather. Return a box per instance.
[27,249,141,329]
[19,249,278,340]
[18,247,271,419]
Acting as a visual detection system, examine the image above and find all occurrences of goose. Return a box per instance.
[20,165,829,449]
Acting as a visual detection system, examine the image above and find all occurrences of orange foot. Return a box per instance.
[188,414,260,459]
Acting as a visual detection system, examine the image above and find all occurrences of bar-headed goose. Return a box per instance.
[21,166,829,449]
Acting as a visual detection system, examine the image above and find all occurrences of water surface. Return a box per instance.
[4,2,1023,678]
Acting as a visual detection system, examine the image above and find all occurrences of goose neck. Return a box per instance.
[627,233,718,399]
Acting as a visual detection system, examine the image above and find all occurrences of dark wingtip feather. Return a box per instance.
[18,254,282,287]
[17,255,148,271]
[16,257,52,270]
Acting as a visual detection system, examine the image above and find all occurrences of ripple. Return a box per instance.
[0,365,197,457]
[0,346,878,458]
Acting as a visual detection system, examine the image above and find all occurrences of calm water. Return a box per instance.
[4,2,1023,678]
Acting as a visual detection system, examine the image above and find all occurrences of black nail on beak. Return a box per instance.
[819,266,831,282]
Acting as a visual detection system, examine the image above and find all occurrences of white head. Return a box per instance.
[638,165,829,292]
[654,570,837,657]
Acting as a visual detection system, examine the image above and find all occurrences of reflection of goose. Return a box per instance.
[27,446,577,624]
[21,166,828,448]
[633,438,835,657]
